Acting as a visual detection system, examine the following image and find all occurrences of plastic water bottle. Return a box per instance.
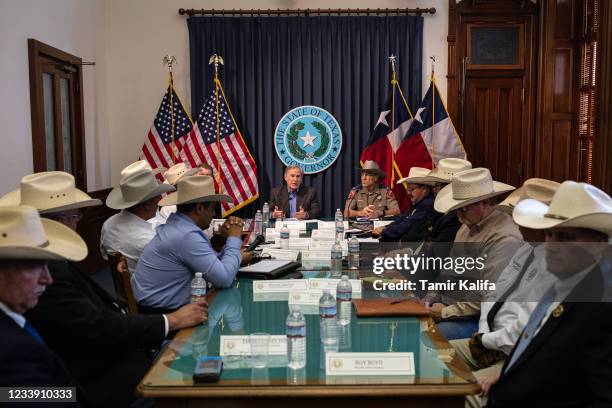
[254,210,263,235]
[190,272,207,303]
[348,235,360,269]
[286,305,307,369]
[319,289,338,351]
[334,208,344,241]
[336,275,352,326]
[331,240,343,271]
[262,202,270,228]
[280,224,290,249]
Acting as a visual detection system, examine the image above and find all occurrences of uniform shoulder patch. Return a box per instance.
[347,189,357,200]
[386,188,396,199]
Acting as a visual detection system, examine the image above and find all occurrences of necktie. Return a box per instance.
[487,248,535,331]
[24,320,45,345]
[505,286,556,372]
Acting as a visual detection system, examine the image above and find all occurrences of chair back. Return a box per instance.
[108,252,139,314]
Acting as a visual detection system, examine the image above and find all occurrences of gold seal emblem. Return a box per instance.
[226,341,235,350]
[552,305,564,318]
[256,283,264,290]
[332,359,343,369]
[292,293,301,301]
[311,282,319,288]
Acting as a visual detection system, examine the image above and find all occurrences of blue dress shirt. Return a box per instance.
[132,212,242,310]
[288,187,298,218]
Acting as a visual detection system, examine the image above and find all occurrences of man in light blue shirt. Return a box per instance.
[133,175,245,312]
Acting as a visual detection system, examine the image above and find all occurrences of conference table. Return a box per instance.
[137,264,479,408]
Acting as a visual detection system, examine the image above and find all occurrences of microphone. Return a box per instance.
[345,184,361,220]
[245,234,265,252]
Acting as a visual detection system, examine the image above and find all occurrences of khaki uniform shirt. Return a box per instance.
[425,209,524,320]
[344,186,399,217]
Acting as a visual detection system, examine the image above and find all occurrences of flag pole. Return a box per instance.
[209,54,224,191]
[389,54,398,185]
[429,55,436,168]
[163,55,178,164]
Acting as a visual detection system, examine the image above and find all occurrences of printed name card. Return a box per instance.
[372,220,394,229]
[220,335,287,356]
[311,229,337,240]
[317,220,349,230]
[301,250,331,260]
[278,220,307,229]
[252,280,308,294]
[325,352,415,376]
[266,228,299,241]
[288,290,322,306]
[308,278,362,293]
[259,248,300,261]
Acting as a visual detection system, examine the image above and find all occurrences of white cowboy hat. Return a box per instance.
[0,206,87,261]
[396,167,436,186]
[434,168,515,213]
[513,181,612,236]
[163,163,198,185]
[106,169,175,210]
[160,175,232,206]
[358,160,386,179]
[0,172,101,214]
[498,178,560,214]
[121,160,153,178]
[424,158,473,184]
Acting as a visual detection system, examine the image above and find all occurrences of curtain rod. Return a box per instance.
[178,8,436,17]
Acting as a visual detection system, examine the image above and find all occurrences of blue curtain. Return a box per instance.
[188,15,423,218]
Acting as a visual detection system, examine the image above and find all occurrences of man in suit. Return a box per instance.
[270,165,321,219]
[0,171,208,407]
[485,181,612,407]
[0,206,86,405]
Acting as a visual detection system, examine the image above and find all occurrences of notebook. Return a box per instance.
[352,298,430,317]
[238,260,301,280]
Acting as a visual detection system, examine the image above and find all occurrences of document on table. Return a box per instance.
[239,260,295,273]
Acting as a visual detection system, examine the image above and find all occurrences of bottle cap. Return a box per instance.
[195,272,203,278]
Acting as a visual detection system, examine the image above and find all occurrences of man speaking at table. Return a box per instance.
[270,165,321,220]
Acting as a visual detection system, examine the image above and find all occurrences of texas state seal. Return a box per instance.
[274,106,342,174]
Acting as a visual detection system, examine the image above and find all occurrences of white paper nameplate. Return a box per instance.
[308,278,362,293]
[260,248,300,261]
[277,220,307,229]
[311,229,338,240]
[266,229,299,241]
[372,220,394,229]
[252,280,308,294]
[325,375,415,385]
[223,355,288,369]
[288,290,322,306]
[317,221,349,229]
[325,352,415,376]
[357,238,380,243]
[253,292,290,302]
[302,250,331,260]
[220,335,287,356]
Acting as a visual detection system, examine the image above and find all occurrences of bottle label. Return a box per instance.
[280,232,290,239]
[319,305,337,317]
[286,324,306,338]
[336,290,352,301]
[192,288,206,297]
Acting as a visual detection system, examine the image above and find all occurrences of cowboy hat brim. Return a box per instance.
[358,168,386,179]
[106,184,175,210]
[0,189,102,213]
[512,198,612,236]
[163,168,199,185]
[159,192,233,206]
[396,176,438,186]
[0,218,87,261]
[434,182,515,214]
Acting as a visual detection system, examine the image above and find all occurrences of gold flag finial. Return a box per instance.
[163,55,177,73]
[208,54,224,78]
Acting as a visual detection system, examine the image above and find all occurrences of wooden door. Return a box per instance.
[464,77,524,186]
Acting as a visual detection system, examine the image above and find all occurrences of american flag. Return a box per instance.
[140,84,196,182]
[180,83,259,216]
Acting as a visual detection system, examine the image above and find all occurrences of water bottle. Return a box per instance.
[254,210,263,235]
[190,272,207,303]
[334,208,344,241]
[280,224,290,249]
[262,202,270,228]
[348,235,360,269]
[319,289,338,351]
[331,240,343,271]
[286,305,307,369]
[336,275,352,326]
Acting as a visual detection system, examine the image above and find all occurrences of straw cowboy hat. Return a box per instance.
[0,206,87,261]
[513,181,612,236]
[0,172,101,214]
[434,168,515,213]
[163,163,198,185]
[121,160,154,178]
[396,167,437,186]
[160,175,232,206]
[498,178,560,214]
[424,158,473,184]
[358,160,386,179]
[106,169,175,210]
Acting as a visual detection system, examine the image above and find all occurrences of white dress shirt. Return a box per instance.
[479,243,557,354]
[148,205,177,230]
[100,210,157,272]
[0,301,25,328]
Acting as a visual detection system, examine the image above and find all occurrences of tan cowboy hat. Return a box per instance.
[434,168,515,213]
[498,178,560,214]
[513,181,612,236]
[0,172,101,214]
[424,158,472,184]
[0,206,87,261]
[121,160,152,178]
[106,169,175,210]
[396,167,436,186]
[163,163,198,185]
[358,160,386,179]
[159,175,232,206]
